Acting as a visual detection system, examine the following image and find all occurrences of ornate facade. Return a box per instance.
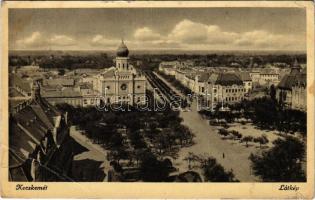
[93,41,146,105]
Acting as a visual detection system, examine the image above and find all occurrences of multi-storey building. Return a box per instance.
[93,41,146,105]
[206,73,246,106]
[277,60,306,111]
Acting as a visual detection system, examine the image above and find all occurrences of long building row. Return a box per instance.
[159,59,306,111]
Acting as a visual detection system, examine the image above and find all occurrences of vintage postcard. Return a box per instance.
[1,1,314,198]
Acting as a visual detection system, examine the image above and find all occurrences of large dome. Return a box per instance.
[116,40,129,57]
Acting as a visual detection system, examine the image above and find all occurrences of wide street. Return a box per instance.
[152,73,260,182]
[175,100,259,182]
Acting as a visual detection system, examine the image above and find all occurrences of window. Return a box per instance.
[121,83,127,90]
[84,99,87,104]
[213,89,217,93]
[137,85,141,89]
[226,89,229,93]
[201,87,205,93]
[214,97,217,102]
[106,86,110,89]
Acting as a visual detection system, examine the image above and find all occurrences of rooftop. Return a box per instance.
[215,73,243,86]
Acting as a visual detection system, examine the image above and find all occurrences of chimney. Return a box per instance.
[32,80,41,101]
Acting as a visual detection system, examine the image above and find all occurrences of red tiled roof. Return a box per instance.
[235,72,252,81]
[197,72,210,82]
[44,78,74,86]
[101,68,116,78]
[215,73,243,86]
[9,166,29,181]
[9,74,32,93]
[278,73,306,90]
[9,122,38,167]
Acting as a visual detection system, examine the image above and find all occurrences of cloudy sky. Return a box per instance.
[9,8,306,51]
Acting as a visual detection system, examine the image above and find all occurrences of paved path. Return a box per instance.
[70,126,110,181]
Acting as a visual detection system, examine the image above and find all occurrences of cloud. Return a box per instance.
[91,35,119,47]
[49,35,76,46]
[234,30,304,49]
[13,21,305,51]
[168,19,209,43]
[134,27,162,41]
[166,19,304,50]
[167,19,238,45]
[16,32,44,47]
[15,32,76,48]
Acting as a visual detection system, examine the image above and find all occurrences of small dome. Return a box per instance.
[116,40,129,57]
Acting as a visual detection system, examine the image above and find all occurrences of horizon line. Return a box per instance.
[9,49,306,53]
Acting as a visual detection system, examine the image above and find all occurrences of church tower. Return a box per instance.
[116,40,131,72]
[291,58,301,75]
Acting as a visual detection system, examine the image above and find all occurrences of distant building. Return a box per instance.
[16,65,41,73]
[43,78,75,87]
[9,74,33,97]
[194,72,211,95]
[159,61,180,75]
[277,60,306,111]
[93,41,146,105]
[249,68,280,88]
[41,87,84,107]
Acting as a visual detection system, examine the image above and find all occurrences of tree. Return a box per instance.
[58,69,65,76]
[230,130,242,140]
[108,148,129,164]
[249,136,305,181]
[109,133,123,148]
[270,84,276,101]
[241,136,253,147]
[133,149,146,166]
[218,129,229,138]
[254,134,269,148]
[140,151,170,182]
[202,157,237,182]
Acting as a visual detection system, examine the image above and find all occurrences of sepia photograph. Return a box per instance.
[1,1,314,198]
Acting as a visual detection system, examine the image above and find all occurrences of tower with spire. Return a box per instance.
[291,58,301,75]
